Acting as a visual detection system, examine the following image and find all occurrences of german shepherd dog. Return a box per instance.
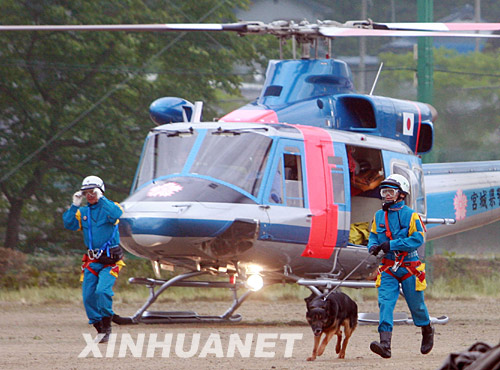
[305,291,358,360]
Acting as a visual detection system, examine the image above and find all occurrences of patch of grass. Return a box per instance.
[0,286,82,304]
[425,254,500,299]
[2,252,500,304]
[426,275,500,299]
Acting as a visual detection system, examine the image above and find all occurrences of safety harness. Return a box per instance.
[80,254,124,281]
[80,205,121,280]
[85,206,119,260]
[379,257,425,283]
[378,210,425,283]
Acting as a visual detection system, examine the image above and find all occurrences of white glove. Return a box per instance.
[72,191,83,207]
[93,187,103,200]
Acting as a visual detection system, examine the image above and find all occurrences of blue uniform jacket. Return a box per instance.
[367,200,425,261]
[63,197,123,250]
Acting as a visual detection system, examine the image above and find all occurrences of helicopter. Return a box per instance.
[3,19,500,324]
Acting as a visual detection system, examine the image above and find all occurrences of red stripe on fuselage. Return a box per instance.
[410,102,422,154]
[219,109,279,123]
[295,125,338,259]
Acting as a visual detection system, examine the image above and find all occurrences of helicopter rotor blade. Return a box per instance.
[319,27,500,38]
[366,21,500,32]
[0,23,253,33]
[2,20,500,39]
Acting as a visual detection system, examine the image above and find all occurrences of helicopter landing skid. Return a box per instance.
[358,312,449,325]
[120,271,252,324]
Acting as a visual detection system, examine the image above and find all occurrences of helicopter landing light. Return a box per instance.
[246,274,264,292]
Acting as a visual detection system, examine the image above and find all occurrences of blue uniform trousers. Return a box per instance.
[378,267,430,332]
[82,262,116,324]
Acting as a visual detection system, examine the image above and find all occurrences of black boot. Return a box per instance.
[370,331,392,358]
[98,316,112,343]
[112,314,134,325]
[420,324,434,354]
[93,321,103,334]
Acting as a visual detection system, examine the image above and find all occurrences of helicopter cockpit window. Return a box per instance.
[133,131,197,191]
[190,131,272,197]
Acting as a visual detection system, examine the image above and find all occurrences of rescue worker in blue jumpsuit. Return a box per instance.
[367,174,434,358]
[63,175,125,343]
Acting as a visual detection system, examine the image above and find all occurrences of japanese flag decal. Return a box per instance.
[403,112,414,136]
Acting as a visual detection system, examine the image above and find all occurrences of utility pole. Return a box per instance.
[417,0,433,104]
[359,0,367,93]
[475,0,481,52]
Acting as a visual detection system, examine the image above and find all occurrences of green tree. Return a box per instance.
[376,48,500,162]
[0,0,266,251]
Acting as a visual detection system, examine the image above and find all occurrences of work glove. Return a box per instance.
[113,247,123,261]
[72,191,83,207]
[369,244,381,256]
[93,187,103,200]
[380,241,391,254]
[110,246,124,261]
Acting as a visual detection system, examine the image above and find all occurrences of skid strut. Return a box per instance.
[121,270,253,324]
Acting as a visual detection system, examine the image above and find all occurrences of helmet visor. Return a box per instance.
[82,189,96,196]
[380,188,398,198]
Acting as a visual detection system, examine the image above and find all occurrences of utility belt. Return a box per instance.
[375,254,427,291]
[87,245,123,265]
[80,251,125,282]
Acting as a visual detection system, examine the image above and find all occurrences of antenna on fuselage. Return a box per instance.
[369,62,384,95]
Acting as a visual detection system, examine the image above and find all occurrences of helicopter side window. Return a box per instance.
[269,158,284,204]
[264,85,283,97]
[392,164,415,209]
[412,167,426,215]
[284,153,304,207]
[393,164,426,215]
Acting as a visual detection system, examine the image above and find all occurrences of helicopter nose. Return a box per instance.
[119,203,231,241]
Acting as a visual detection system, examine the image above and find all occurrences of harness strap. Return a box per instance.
[81,253,115,278]
[384,211,393,240]
[379,258,425,282]
[86,206,119,257]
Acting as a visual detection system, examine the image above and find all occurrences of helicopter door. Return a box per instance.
[262,140,310,244]
[297,126,345,259]
[330,143,350,246]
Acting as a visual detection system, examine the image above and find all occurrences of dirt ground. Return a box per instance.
[1,296,499,370]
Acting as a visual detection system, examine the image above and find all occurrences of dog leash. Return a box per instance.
[323,253,373,301]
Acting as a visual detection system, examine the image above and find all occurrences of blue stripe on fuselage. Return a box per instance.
[426,186,500,229]
[121,217,231,237]
[122,216,351,248]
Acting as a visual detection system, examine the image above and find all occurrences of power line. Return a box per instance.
[0,59,261,76]
[1,0,231,184]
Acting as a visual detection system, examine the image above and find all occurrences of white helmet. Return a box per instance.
[380,174,410,195]
[81,175,105,192]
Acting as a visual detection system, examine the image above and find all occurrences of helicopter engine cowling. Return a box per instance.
[334,94,435,154]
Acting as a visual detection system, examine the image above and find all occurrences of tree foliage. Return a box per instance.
[2,1,500,253]
[0,0,266,252]
[376,48,500,163]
